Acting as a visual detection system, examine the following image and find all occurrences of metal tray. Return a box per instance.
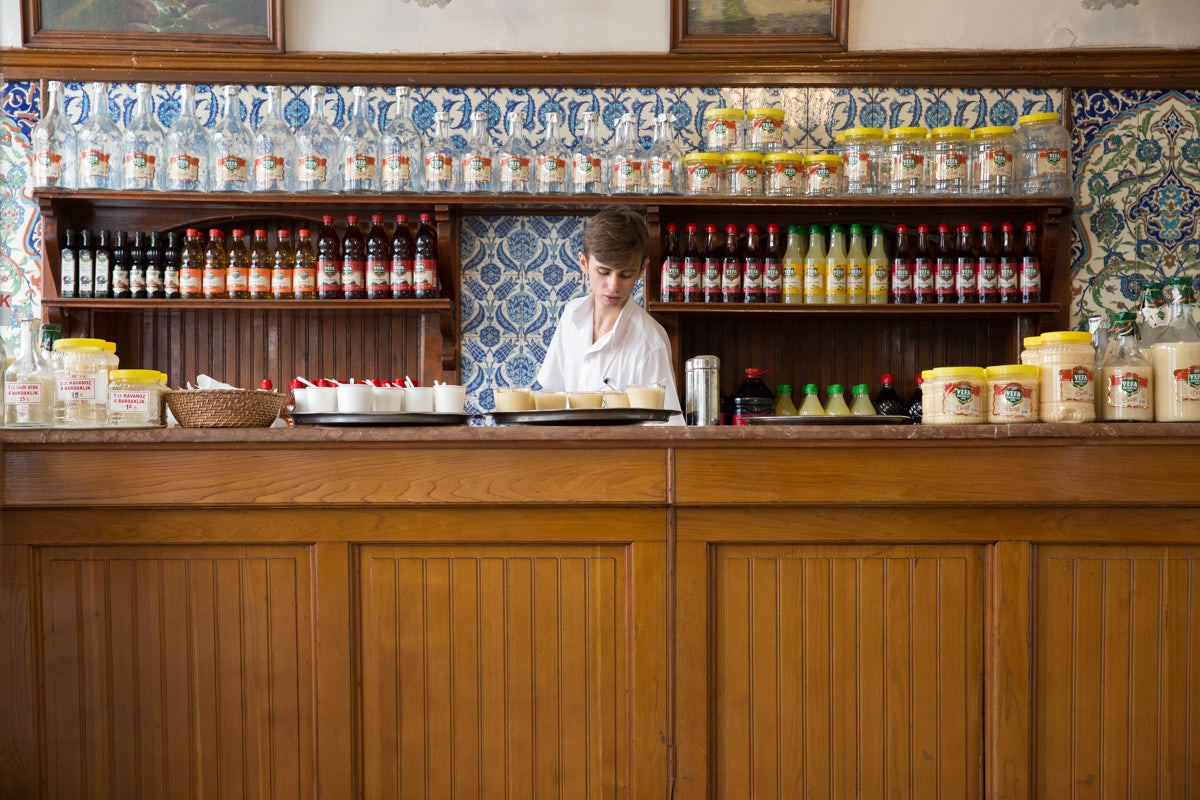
[744,414,913,426]
[491,408,677,426]
[289,412,477,426]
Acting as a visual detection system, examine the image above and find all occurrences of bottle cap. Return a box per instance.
[260,379,274,390]
[852,384,869,395]
[803,383,819,394]
[744,367,767,378]
[881,373,894,385]
[777,384,791,394]
[827,384,843,394]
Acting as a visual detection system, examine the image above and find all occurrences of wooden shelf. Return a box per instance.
[43,298,453,312]
[649,301,1060,315]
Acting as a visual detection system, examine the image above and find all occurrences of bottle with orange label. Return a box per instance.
[179,228,205,299]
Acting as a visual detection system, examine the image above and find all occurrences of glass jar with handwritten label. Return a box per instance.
[107,369,168,427]
[52,338,118,427]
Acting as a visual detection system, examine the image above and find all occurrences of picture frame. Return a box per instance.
[671,0,848,54]
[20,0,284,53]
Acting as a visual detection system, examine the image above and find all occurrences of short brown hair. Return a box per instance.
[582,208,650,269]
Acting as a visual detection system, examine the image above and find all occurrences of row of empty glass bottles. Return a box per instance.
[32,81,687,195]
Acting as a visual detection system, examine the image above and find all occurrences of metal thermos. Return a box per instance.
[685,355,721,426]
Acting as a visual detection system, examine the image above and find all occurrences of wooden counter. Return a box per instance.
[3,424,1198,800]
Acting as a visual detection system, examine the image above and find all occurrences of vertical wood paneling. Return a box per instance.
[1036,546,1200,800]
[0,545,37,800]
[37,546,314,800]
[359,545,634,800]
[711,544,984,800]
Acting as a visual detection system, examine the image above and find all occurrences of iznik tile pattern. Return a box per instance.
[8,79,1195,411]
[1071,89,1200,324]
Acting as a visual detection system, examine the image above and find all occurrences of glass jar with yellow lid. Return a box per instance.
[839,127,884,195]
[52,337,119,427]
[930,126,971,195]
[803,153,842,196]
[763,152,804,197]
[746,107,786,152]
[970,125,1016,196]
[722,151,764,196]
[682,152,723,196]
[108,369,169,427]
[704,107,745,152]
[1016,112,1071,196]
[885,126,929,195]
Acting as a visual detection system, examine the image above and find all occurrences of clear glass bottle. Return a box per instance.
[534,112,569,194]
[76,81,123,190]
[1139,281,1168,349]
[210,84,252,192]
[381,86,424,193]
[32,79,76,189]
[252,85,293,192]
[423,111,459,193]
[4,317,54,427]
[498,109,533,193]
[293,228,318,300]
[1100,311,1154,422]
[164,83,208,192]
[1150,276,1200,422]
[608,113,644,195]
[294,86,337,194]
[570,110,604,195]
[227,229,249,299]
[460,110,495,193]
[339,86,380,192]
[121,82,164,191]
[646,113,681,195]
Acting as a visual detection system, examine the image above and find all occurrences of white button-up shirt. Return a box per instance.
[537,295,683,416]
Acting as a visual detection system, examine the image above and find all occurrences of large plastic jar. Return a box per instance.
[970,126,1016,196]
[722,152,764,196]
[107,369,168,426]
[52,337,118,427]
[885,126,929,195]
[747,108,786,152]
[705,108,745,152]
[922,366,986,424]
[1039,330,1096,422]
[930,126,971,195]
[985,364,1040,423]
[1016,112,1072,196]
[763,152,804,197]
[682,152,723,196]
[804,153,842,197]
[839,127,884,195]
[1020,335,1043,368]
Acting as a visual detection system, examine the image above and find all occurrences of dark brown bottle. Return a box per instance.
[341,215,366,299]
[413,213,439,299]
[659,222,682,303]
[146,231,165,299]
[890,223,913,304]
[933,223,956,304]
[998,222,1020,304]
[96,230,117,299]
[390,213,415,299]
[681,222,702,304]
[163,231,181,299]
[702,223,722,304]
[741,223,764,304]
[954,224,977,304]
[720,224,741,304]
[875,373,906,416]
[1020,222,1041,303]
[976,223,998,304]
[366,213,392,300]
[912,223,934,305]
[317,214,341,300]
[130,231,147,299]
[763,223,783,304]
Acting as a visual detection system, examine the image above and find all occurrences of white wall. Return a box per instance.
[2,0,1198,52]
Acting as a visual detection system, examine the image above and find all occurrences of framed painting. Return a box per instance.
[21,0,284,53]
[671,0,848,53]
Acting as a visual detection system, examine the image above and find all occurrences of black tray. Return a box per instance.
[491,408,676,426]
[289,412,477,426]
[744,414,913,426]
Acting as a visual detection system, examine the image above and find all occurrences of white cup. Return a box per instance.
[335,383,374,413]
[406,386,435,412]
[291,387,310,413]
[373,386,405,413]
[307,386,338,412]
[434,384,467,413]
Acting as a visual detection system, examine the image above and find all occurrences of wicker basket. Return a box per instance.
[164,389,287,428]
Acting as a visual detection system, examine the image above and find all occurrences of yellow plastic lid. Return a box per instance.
[921,369,933,381]
[931,126,971,139]
[763,152,803,164]
[1041,330,1093,345]
[683,151,725,165]
[834,132,845,144]
[103,341,117,353]
[985,364,1039,380]
[723,152,763,164]
[54,337,108,351]
[888,126,929,140]
[1023,336,1043,348]
[804,153,842,166]
[705,107,746,121]
[1018,112,1061,126]
[974,125,1015,138]
[842,127,885,139]
[929,366,987,381]
[748,107,785,119]
[111,369,167,384]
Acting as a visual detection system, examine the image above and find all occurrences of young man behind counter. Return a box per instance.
[536,208,683,418]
